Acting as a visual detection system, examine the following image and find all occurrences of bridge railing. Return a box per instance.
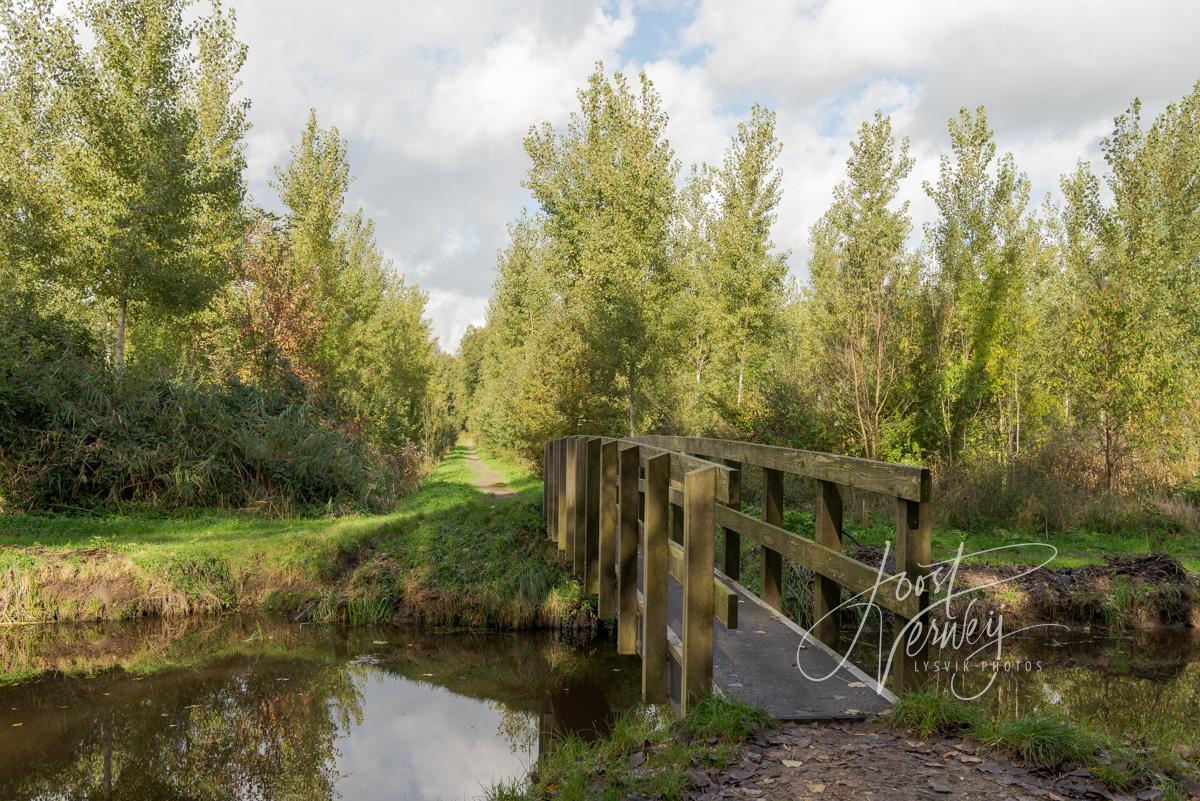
[541,435,931,709]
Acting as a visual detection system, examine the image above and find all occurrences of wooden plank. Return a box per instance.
[564,438,578,566]
[617,444,640,654]
[598,439,618,618]
[681,466,716,713]
[584,437,601,594]
[642,453,670,703]
[894,480,932,692]
[812,480,844,649]
[723,459,742,580]
[715,505,920,619]
[762,467,784,612]
[633,444,735,504]
[666,540,738,630]
[631,435,928,502]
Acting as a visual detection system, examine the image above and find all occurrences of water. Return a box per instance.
[0,618,642,800]
[846,626,1200,747]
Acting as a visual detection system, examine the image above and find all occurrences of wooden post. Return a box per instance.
[556,439,568,553]
[573,437,587,577]
[762,467,784,611]
[642,452,670,703]
[564,438,578,567]
[813,480,844,649]
[723,459,742,580]
[894,470,932,692]
[617,444,640,654]
[681,466,716,713]
[584,437,601,593]
[598,439,618,617]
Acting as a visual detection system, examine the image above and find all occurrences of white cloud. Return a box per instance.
[226,0,1200,349]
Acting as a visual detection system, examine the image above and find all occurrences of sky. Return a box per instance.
[225,0,1200,351]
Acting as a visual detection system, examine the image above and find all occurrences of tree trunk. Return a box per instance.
[736,362,744,407]
[115,292,127,372]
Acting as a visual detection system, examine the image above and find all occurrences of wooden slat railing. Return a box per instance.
[543,434,932,709]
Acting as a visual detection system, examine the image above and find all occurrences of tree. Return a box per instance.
[920,106,1033,463]
[806,112,918,460]
[523,63,678,434]
[708,104,788,413]
[63,0,244,369]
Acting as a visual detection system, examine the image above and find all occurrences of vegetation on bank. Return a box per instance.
[887,691,1199,797]
[0,446,583,628]
[1,2,459,517]
[488,694,774,801]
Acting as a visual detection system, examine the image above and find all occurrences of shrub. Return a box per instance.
[0,301,427,513]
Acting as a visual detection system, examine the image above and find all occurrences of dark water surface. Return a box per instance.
[0,618,642,800]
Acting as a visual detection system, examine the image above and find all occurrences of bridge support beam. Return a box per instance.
[681,466,716,713]
[617,444,640,654]
[642,452,670,703]
[761,467,784,612]
[812,480,844,650]
[597,439,618,618]
[894,473,932,693]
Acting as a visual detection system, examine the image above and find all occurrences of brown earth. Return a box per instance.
[465,444,516,498]
[684,720,1200,801]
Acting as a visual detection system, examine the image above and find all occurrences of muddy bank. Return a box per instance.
[956,554,1200,630]
[683,720,1200,801]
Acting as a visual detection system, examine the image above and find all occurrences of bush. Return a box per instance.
[0,302,426,513]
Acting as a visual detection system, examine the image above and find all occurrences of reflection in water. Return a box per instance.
[0,618,642,800]
[846,627,1200,747]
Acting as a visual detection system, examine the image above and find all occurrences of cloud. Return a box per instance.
[226,0,1200,349]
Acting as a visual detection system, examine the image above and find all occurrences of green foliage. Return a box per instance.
[0,299,416,512]
[885,690,981,737]
[973,712,1101,768]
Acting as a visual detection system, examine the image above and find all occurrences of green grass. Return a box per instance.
[0,444,582,627]
[487,694,773,801]
[887,690,1195,793]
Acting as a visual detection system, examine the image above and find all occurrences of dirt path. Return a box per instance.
[464,444,516,499]
[686,720,1175,801]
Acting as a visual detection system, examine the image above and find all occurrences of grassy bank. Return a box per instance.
[887,691,1199,797]
[488,694,773,801]
[0,445,583,628]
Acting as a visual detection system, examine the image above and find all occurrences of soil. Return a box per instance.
[685,720,1199,801]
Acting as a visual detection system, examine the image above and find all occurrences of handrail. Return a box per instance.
[541,433,933,711]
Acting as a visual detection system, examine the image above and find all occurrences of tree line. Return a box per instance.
[0,0,456,511]
[464,64,1200,532]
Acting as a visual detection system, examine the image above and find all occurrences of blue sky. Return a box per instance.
[226,0,1200,350]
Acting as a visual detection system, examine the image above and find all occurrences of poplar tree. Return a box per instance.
[806,112,918,459]
[64,0,241,369]
[708,104,788,412]
[524,63,677,434]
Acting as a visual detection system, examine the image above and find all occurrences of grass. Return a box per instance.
[487,694,774,801]
[886,691,1196,793]
[0,444,583,627]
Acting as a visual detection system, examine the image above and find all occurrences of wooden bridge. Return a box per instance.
[541,435,932,719]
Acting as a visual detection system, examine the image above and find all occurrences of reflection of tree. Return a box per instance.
[4,659,363,801]
[0,619,644,799]
[495,705,539,755]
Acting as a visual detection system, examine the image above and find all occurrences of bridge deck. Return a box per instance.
[652,556,894,720]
